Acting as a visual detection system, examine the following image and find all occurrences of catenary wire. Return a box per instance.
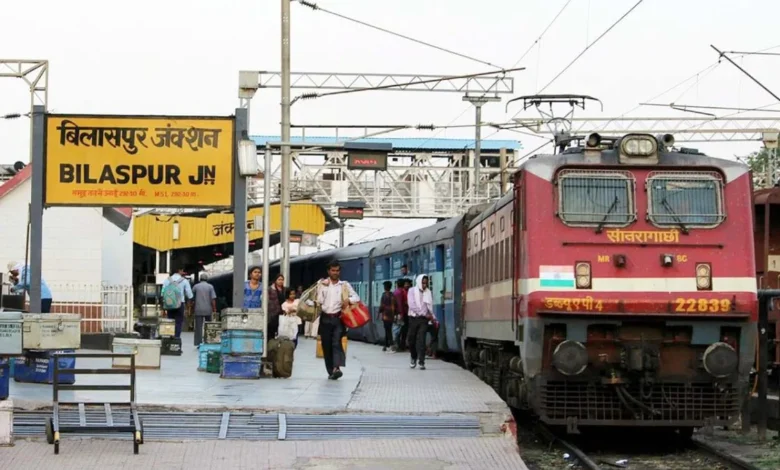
[406,0,575,156]
[296,0,504,70]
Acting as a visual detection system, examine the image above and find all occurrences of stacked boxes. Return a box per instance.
[13,350,76,384]
[158,318,176,338]
[219,308,264,379]
[198,317,222,372]
[0,359,8,400]
[14,314,82,385]
[157,318,181,356]
[198,343,221,371]
[204,322,222,344]
[112,337,162,369]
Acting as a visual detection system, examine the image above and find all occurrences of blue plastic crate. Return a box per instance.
[13,350,76,384]
[198,343,221,371]
[220,354,261,379]
[221,330,264,355]
[0,359,9,400]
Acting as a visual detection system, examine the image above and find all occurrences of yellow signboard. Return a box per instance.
[44,115,235,207]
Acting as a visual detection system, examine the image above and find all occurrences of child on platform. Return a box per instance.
[279,288,302,348]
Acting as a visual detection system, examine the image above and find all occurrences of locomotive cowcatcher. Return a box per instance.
[462,132,757,435]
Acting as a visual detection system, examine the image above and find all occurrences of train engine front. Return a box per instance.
[522,133,757,433]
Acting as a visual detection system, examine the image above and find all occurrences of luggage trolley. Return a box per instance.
[46,352,144,454]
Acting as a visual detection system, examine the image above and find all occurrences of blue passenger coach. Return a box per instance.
[369,216,468,353]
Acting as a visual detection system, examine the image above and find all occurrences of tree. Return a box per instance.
[745,147,780,188]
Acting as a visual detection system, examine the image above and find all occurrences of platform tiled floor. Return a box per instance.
[0,437,528,470]
[9,333,508,419]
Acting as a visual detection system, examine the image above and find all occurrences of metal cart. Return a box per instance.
[46,352,143,454]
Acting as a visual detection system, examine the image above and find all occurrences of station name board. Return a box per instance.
[44,115,235,208]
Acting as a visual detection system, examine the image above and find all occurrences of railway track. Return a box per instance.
[529,422,760,470]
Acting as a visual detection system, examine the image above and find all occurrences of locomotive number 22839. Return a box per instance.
[674,298,731,313]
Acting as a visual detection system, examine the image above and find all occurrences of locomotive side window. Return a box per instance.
[646,172,725,228]
[557,170,636,227]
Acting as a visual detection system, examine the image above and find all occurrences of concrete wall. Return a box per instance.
[0,179,132,302]
[102,217,133,286]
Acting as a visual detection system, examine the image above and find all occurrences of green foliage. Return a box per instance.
[745,148,779,187]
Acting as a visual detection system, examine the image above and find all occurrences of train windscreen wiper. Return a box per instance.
[661,198,689,234]
[595,195,620,234]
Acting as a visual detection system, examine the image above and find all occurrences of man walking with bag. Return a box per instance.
[161,267,193,339]
[192,273,217,346]
[316,260,359,380]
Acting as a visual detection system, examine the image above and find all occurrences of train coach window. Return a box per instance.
[557,170,635,227]
[647,172,725,228]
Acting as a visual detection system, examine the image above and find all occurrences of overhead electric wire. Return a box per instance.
[529,0,645,100]
[613,44,780,124]
[296,0,504,70]
[640,103,780,114]
[711,44,780,102]
[724,51,780,57]
[1,112,29,120]
[508,0,575,70]
[487,0,645,146]
[410,0,575,158]
[292,67,523,103]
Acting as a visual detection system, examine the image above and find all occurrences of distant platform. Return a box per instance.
[10,333,511,437]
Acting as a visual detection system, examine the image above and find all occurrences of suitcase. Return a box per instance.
[220,354,261,379]
[221,329,264,355]
[221,308,264,331]
[315,336,348,359]
[161,337,182,356]
[267,338,295,378]
[198,343,221,371]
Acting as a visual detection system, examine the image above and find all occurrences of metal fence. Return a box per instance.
[47,283,134,334]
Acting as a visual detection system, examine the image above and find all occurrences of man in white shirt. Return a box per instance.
[406,274,433,370]
[316,260,360,380]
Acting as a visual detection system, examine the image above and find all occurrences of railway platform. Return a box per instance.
[5,334,526,469]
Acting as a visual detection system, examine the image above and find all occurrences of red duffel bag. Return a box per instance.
[340,284,370,329]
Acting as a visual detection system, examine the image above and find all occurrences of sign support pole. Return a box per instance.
[29,105,45,313]
[261,147,272,360]
[232,108,249,308]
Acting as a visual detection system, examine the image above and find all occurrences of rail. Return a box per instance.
[532,420,758,470]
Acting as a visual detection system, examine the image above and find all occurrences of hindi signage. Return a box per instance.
[44,114,235,207]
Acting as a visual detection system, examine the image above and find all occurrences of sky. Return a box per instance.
[2,0,780,246]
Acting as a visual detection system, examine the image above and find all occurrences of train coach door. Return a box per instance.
[433,245,445,348]
[513,177,524,343]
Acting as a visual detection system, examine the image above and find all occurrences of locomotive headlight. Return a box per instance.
[552,340,589,376]
[575,262,591,289]
[702,342,738,378]
[621,135,657,157]
[696,263,712,290]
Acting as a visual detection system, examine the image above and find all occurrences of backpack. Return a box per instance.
[161,278,184,310]
[267,338,295,378]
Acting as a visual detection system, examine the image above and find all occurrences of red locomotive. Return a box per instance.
[463,132,757,434]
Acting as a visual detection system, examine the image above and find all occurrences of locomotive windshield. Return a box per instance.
[647,172,725,227]
[557,170,635,226]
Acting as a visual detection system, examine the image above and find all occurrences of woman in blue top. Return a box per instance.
[243,266,262,309]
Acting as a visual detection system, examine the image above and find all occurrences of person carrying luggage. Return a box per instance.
[315,260,359,380]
